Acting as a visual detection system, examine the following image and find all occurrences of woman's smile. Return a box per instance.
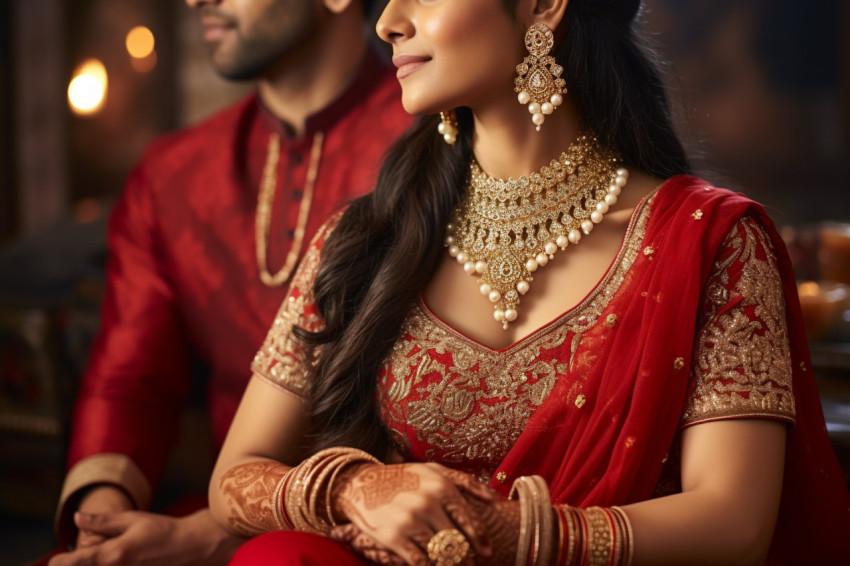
[391,54,432,79]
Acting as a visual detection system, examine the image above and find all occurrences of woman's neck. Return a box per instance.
[470,98,583,179]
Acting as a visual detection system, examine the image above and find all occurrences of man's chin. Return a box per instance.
[210,51,275,82]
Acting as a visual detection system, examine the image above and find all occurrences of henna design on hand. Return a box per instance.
[333,464,420,528]
[218,461,287,537]
[468,498,522,565]
[332,484,523,565]
[334,524,425,566]
[441,467,499,502]
[443,494,491,556]
[357,465,420,510]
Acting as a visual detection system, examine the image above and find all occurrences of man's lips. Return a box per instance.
[392,55,431,79]
[199,12,235,42]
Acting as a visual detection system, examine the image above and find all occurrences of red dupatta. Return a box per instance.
[491,176,850,563]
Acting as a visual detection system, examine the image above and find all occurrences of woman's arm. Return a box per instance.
[623,418,786,566]
[336,418,785,566]
[208,375,310,536]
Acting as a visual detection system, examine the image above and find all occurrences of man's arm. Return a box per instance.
[56,164,194,548]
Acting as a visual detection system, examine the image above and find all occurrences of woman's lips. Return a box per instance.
[392,55,431,79]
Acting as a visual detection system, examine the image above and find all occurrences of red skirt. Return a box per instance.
[229,531,369,565]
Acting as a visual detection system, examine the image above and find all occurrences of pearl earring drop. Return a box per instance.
[514,23,567,131]
[438,111,458,145]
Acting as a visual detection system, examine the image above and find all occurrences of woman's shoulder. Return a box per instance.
[310,208,348,251]
[653,175,762,209]
[646,174,773,230]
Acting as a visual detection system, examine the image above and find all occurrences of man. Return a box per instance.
[47,0,410,563]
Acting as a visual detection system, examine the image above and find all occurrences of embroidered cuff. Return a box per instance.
[55,453,152,548]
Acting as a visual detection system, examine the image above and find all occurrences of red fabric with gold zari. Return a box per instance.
[64,45,411,527]
[253,176,850,563]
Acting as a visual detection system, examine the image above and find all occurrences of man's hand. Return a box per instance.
[74,485,134,548]
[47,508,244,566]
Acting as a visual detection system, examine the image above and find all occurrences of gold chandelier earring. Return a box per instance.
[515,23,567,131]
[438,110,458,145]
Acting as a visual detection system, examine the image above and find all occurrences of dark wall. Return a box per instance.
[0,1,16,242]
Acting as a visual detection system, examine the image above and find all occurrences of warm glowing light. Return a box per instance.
[131,50,157,73]
[126,26,155,59]
[68,59,107,116]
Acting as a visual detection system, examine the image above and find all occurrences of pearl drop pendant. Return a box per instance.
[518,91,563,131]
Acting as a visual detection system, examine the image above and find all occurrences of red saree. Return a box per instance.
[488,176,850,563]
[247,176,850,564]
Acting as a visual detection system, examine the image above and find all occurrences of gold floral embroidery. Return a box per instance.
[682,217,795,426]
[692,209,704,220]
[250,218,337,399]
[378,194,656,481]
[575,394,587,408]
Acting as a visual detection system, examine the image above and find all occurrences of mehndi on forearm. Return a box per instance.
[218,461,289,537]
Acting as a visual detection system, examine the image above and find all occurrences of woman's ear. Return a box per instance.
[323,0,356,16]
[523,0,569,32]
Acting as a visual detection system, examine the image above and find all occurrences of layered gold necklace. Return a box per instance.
[444,134,629,329]
[255,131,324,287]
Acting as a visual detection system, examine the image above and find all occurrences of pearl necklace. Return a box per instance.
[444,134,628,329]
[255,131,324,287]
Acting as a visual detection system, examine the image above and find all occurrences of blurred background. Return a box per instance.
[0,0,848,563]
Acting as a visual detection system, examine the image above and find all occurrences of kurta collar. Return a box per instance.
[258,42,389,141]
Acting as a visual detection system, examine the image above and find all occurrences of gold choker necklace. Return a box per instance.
[444,134,628,329]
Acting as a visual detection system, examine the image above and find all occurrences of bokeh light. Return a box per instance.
[67,59,108,116]
[125,26,155,59]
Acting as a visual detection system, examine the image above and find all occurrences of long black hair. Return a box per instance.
[296,0,691,457]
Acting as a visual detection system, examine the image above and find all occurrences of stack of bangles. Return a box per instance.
[272,447,380,534]
[510,475,634,566]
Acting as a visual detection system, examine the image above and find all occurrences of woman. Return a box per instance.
[209,0,850,564]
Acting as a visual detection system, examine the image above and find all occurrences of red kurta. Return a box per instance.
[56,46,412,546]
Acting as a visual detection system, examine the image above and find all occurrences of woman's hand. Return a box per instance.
[332,494,523,565]
[331,463,498,565]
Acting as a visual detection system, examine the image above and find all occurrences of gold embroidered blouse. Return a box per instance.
[252,200,796,482]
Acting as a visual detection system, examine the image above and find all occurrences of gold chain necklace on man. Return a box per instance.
[444,134,629,329]
[255,131,324,287]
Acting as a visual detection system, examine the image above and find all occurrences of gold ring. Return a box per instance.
[426,528,471,565]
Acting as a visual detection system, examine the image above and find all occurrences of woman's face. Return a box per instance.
[376,0,524,115]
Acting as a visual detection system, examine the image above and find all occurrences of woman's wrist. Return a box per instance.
[553,505,633,566]
[278,447,381,533]
[328,461,379,524]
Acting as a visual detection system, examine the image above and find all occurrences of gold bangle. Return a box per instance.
[554,505,565,566]
[564,506,579,566]
[528,477,553,566]
[272,467,295,530]
[283,447,380,534]
[510,478,533,566]
[510,475,553,566]
[584,507,613,566]
[610,506,634,566]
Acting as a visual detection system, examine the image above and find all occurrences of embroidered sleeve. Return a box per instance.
[250,214,340,399]
[681,216,796,427]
